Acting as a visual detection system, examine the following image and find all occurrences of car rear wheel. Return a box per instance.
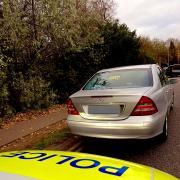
[158,115,168,142]
[170,94,174,111]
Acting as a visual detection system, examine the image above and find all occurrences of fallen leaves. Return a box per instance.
[1,104,67,129]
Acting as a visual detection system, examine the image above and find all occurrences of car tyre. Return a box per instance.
[170,94,174,111]
[158,115,168,142]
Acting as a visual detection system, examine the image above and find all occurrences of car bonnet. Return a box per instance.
[0,150,178,180]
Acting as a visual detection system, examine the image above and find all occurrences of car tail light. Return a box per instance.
[66,99,79,115]
[131,96,158,116]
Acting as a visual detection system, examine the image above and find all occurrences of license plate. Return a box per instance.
[88,105,120,114]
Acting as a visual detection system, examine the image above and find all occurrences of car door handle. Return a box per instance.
[166,91,169,93]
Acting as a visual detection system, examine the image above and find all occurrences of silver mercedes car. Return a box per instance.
[67,64,175,140]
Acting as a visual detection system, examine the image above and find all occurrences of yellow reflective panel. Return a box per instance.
[154,169,179,180]
[0,151,178,180]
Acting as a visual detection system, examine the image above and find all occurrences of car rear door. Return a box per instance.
[157,67,172,110]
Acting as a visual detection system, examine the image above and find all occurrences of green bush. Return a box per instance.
[20,76,57,110]
[10,72,57,111]
[0,56,15,118]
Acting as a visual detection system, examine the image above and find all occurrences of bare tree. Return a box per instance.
[89,0,114,20]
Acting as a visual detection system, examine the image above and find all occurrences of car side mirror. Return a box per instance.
[169,79,177,84]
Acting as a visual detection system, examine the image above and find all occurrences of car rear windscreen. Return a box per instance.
[83,68,153,90]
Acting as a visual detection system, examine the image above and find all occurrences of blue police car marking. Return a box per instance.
[38,154,58,161]
[0,151,129,177]
[56,155,75,164]
[19,153,47,160]
[99,166,129,176]
[70,159,100,169]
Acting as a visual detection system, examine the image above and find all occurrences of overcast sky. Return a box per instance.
[114,0,180,40]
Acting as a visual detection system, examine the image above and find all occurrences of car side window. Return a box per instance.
[157,67,168,86]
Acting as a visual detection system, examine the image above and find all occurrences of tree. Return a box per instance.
[169,41,178,65]
[0,0,115,117]
[139,37,172,65]
[101,21,141,67]
[139,37,156,63]
[1,0,112,65]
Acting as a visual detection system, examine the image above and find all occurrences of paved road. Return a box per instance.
[81,77,180,178]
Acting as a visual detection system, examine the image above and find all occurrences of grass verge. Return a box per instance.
[30,128,70,150]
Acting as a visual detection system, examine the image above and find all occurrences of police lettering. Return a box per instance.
[0,151,129,177]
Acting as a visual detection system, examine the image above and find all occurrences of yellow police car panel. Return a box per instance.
[0,150,178,180]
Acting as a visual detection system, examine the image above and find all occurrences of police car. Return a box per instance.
[0,150,178,179]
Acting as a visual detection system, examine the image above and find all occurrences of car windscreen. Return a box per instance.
[83,68,153,90]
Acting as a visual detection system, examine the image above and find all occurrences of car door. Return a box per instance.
[157,67,172,110]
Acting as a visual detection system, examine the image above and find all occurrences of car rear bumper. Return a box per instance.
[67,115,164,139]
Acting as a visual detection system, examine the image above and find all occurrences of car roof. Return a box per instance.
[98,64,154,73]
